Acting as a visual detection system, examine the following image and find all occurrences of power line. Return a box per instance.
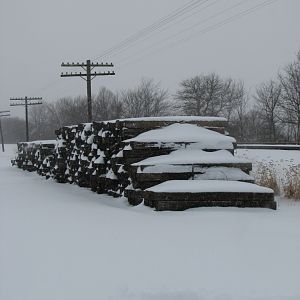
[115,0,252,65]
[27,1,244,97]
[26,0,279,101]
[28,1,211,98]
[101,0,220,62]
[118,0,279,69]
[93,0,208,61]
[93,0,202,60]
[30,78,61,96]
[27,0,234,98]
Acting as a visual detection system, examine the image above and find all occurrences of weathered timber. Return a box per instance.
[125,141,235,154]
[129,162,252,175]
[124,189,144,206]
[115,119,228,130]
[237,144,300,150]
[142,191,276,211]
[15,141,56,174]
[14,116,275,211]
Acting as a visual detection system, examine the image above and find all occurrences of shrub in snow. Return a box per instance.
[254,162,280,195]
[283,164,300,200]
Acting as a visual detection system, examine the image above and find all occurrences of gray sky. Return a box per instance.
[1,0,299,117]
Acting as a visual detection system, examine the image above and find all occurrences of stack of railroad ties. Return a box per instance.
[13,116,276,210]
[14,140,56,177]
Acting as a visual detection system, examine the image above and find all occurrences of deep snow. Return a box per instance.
[125,123,236,149]
[133,149,248,166]
[146,180,273,193]
[1,145,300,300]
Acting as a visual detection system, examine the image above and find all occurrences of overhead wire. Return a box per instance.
[29,78,61,96]
[27,0,279,100]
[114,0,252,65]
[92,0,209,60]
[100,0,220,62]
[117,0,279,69]
[28,0,207,96]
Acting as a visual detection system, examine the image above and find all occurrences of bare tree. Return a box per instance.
[229,102,275,143]
[53,96,88,126]
[121,78,170,118]
[279,51,300,143]
[175,73,245,119]
[44,102,63,128]
[29,96,87,140]
[28,91,123,140]
[2,117,26,143]
[93,87,123,121]
[229,95,249,142]
[254,80,281,142]
[221,79,245,121]
[29,105,56,140]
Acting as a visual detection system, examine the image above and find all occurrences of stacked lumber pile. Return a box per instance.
[13,116,276,210]
[15,140,56,177]
[51,116,229,197]
[120,122,276,210]
[97,117,230,196]
[122,123,256,206]
[143,180,275,210]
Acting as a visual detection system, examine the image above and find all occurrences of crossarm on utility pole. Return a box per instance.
[60,59,115,122]
[10,102,42,106]
[60,71,115,77]
[61,62,113,67]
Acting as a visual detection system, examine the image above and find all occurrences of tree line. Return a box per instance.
[3,50,300,144]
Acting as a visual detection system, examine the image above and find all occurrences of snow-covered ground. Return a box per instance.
[1,145,300,300]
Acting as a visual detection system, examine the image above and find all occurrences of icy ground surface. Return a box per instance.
[1,145,300,300]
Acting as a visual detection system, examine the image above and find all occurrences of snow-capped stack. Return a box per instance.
[121,122,276,210]
[52,125,77,183]
[14,116,276,210]
[53,123,98,186]
[15,141,56,175]
[91,116,231,197]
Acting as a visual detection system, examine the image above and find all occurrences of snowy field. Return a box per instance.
[1,145,300,300]
[237,148,300,185]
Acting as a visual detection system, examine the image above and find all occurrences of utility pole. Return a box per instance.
[0,110,10,152]
[61,60,115,122]
[10,97,42,142]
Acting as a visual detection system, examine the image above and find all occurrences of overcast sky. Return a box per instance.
[1,0,299,117]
